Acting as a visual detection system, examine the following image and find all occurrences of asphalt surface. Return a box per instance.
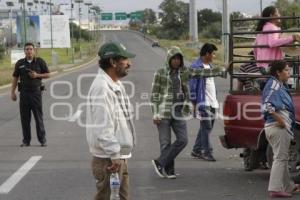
[0,31,299,200]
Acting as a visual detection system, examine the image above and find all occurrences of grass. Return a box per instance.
[0,39,99,86]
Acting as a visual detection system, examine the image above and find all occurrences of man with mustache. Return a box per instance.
[86,42,136,200]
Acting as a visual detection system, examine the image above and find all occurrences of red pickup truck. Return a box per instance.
[219,16,300,171]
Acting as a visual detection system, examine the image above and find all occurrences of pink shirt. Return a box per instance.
[254,22,294,68]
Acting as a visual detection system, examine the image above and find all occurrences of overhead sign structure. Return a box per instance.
[130,12,143,20]
[101,13,113,20]
[115,12,127,20]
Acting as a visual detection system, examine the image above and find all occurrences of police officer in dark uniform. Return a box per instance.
[11,42,50,147]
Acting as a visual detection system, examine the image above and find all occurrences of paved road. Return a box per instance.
[0,31,298,200]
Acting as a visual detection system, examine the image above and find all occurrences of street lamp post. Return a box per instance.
[27,2,33,16]
[33,0,39,15]
[70,0,75,63]
[260,0,263,14]
[6,1,14,47]
[19,0,27,45]
[84,2,92,43]
[40,1,45,15]
[75,0,83,59]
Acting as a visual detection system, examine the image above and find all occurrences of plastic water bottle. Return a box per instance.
[110,173,120,200]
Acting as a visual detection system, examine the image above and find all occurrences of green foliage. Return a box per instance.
[198,9,221,29]
[69,22,92,41]
[201,22,222,39]
[157,0,189,40]
[0,44,5,60]
[274,0,300,29]
[141,8,157,24]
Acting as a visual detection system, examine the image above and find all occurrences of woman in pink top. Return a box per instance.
[254,6,299,73]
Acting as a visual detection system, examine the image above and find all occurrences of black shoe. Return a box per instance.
[20,143,30,147]
[202,154,216,162]
[165,171,176,179]
[40,143,47,147]
[191,151,203,159]
[151,160,165,178]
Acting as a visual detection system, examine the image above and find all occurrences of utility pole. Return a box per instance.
[189,0,198,42]
[260,0,263,14]
[75,0,83,59]
[70,0,75,63]
[222,0,230,64]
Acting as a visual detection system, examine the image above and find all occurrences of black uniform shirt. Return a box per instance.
[13,57,49,89]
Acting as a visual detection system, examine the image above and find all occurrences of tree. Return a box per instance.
[275,0,300,29]
[158,0,189,39]
[69,22,91,41]
[197,9,221,30]
[141,8,157,24]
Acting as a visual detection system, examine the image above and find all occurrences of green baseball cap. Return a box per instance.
[98,42,136,59]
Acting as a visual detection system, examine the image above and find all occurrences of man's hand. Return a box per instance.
[212,67,227,78]
[153,119,161,125]
[107,159,122,173]
[11,92,17,101]
[277,120,287,129]
[28,69,39,79]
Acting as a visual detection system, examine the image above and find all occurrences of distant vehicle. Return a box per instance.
[152,41,160,47]
[220,15,300,172]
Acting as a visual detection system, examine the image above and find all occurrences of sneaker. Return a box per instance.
[191,151,203,159]
[40,143,47,147]
[269,191,292,198]
[165,171,176,179]
[20,143,30,147]
[202,154,216,162]
[151,160,165,178]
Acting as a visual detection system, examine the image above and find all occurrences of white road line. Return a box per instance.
[0,156,42,194]
[68,109,83,122]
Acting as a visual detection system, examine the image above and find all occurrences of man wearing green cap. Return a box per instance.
[86,41,136,200]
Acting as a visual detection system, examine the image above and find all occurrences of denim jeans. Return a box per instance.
[156,116,188,173]
[192,106,216,155]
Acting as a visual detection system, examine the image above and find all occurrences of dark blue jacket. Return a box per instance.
[189,58,210,112]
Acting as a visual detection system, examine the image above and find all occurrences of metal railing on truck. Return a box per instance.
[228,16,300,94]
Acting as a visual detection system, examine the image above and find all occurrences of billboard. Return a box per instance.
[17,15,40,47]
[17,15,70,48]
[39,15,70,48]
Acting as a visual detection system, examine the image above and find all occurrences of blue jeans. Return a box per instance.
[192,107,216,155]
[156,117,188,173]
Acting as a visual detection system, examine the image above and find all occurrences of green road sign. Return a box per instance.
[115,12,127,20]
[130,11,143,20]
[101,13,113,20]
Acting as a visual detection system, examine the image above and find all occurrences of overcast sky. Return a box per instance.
[96,0,275,15]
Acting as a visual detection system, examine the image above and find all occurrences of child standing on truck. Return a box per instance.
[254,6,300,75]
[262,60,299,198]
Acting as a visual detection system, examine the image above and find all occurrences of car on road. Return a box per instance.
[219,15,300,172]
[152,40,160,47]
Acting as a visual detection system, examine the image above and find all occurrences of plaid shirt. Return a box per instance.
[151,65,224,119]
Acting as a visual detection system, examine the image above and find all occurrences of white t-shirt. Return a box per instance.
[203,63,219,108]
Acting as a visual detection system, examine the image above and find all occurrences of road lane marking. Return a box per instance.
[0,156,42,194]
[68,109,83,122]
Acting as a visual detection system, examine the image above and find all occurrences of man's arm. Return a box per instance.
[11,77,19,101]
[150,70,161,124]
[187,67,226,79]
[28,58,50,79]
[28,69,50,79]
